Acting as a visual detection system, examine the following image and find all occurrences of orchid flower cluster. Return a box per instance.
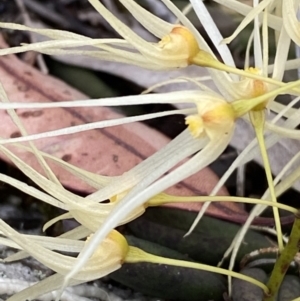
[0,0,300,300]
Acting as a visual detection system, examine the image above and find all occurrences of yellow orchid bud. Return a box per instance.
[86,230,129,265]
[186,98,235,140]
[158,26,200,66]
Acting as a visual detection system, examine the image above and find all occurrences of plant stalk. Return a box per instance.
[264,211,300,301]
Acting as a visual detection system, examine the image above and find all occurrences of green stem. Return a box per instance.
[125,246,269,293]
[250,110,283,251]
[147,193,297,214]
[232,78,300,117]
[264,212,300,301]
[192,51,300,95]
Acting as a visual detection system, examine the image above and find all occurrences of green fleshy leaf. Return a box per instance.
[277,275,300,301]
[232,268,267,301]
[110,235,226,301]
[126,207,272,265]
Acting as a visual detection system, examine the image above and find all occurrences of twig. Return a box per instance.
[236,161,245,197]
[23,0,70,29]
[23,0,100,38]
[14,0,48,74]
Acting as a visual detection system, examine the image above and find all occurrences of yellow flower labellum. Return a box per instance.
[186,99,235,140]
[239,67,270,110]
[185,115,204,138]
[158,26,200,66]
[202,103,235,124]
[245,68,268,95]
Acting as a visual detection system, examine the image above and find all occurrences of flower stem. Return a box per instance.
[250,110,283,251]
[264,211,300,301]
[147,193,297,214]
[192,51,300,95]
[125,246,269,293]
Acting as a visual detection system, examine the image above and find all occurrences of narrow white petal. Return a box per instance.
[0,39,121,56]
[282,0,300,45]
[253,0,263,69]
[59,226,91,240]
[0,22,89,40]
[87,129,204,202]
[212,0,282,31]
[0,79,60,186]
[0,108,195,144]
[0,173,65,209]
[262,9,269,76]
[271,26,291,80]
[189,0,236,69]
[271,97,300,123]
[0,90,202,109]
[222,0,272,45]
[0,146,83,208]
[88,0,160,58]
[0,235,84,254]
[36,48,164,70]
[265,122,300,140]
[118,0,173,37]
